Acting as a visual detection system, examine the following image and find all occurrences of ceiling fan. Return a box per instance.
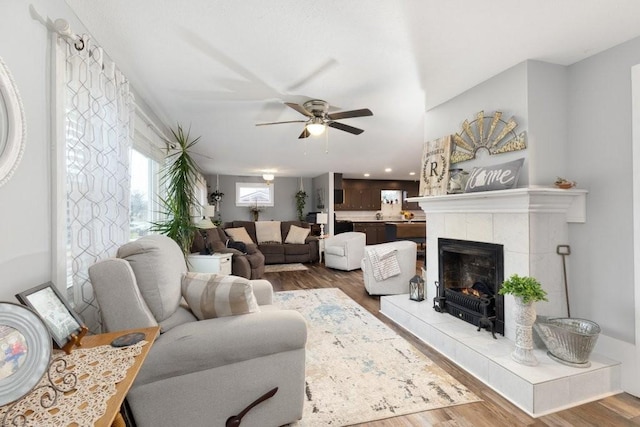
[255,100,373,139]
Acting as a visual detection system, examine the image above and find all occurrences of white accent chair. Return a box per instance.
[88,234,307,427]
[324,232,366,271]
[361,240,417,295]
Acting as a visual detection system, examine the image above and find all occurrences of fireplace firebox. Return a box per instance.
[436,238,504,337]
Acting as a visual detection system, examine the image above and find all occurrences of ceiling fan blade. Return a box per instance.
[255,120,307,126]
[285,102,313,117]
[298,127,310,139]
[328,121,365,135]
[327,108,373,120]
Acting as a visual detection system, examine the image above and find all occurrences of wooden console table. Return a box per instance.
[89,326,159,427]
[0,326,158,427]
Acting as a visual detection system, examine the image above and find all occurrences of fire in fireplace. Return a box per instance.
[435,238,504,338]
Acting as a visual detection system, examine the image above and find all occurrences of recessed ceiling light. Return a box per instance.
[385,168,392,173]
[363,173,370,177]
[409,172,416,176]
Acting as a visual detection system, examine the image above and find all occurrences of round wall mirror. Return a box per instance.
[0,56,26,188]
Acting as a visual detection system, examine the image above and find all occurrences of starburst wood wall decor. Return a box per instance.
[450,111,527,164]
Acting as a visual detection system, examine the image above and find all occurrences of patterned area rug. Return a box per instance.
[274,288,480,426]
[264,263,309,273]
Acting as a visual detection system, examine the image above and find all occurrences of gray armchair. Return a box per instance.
[88,234,306,427]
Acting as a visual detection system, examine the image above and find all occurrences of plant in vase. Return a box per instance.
[249,200,263,221]
[209,189,224,226]
[295,190,307,221]
[209,190,224,204]
[499,274,548,366]
[151,124,201,257]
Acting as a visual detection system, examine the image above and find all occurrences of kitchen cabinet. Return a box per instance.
[353,222,386,245]
[340,186,380,210]
[335,179,418,211]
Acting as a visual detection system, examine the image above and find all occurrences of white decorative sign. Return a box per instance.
[419,135,452,196]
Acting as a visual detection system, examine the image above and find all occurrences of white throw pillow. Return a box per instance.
[181,272,260,319]
[285,225,310,244]
[225,227,254,244]
[255,221,282,244]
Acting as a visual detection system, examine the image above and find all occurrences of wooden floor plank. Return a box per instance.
[266,261,640,426]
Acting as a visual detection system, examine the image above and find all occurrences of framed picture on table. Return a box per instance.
[16,282,85,349]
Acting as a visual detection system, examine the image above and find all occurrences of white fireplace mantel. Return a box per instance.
[382,187,620,417]
[407,186,587,223]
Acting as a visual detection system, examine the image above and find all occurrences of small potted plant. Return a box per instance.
[295,190,307,221]
[499,274,548,304]
[499,274,548,366]
[249,200,263,221]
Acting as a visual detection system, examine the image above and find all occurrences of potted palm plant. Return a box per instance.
[152,124,202,257]
[499,274,548,366]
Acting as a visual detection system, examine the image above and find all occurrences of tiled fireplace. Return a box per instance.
[380,187,621,416]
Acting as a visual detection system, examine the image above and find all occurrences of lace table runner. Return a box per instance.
[0,341,147,426]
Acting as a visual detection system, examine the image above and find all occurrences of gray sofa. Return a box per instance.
[88,234,307,427]
[222,220,319,264]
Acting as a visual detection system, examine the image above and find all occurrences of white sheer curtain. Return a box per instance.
[60,37,134,332]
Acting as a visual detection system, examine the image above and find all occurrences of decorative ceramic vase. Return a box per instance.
[511,297,538,366]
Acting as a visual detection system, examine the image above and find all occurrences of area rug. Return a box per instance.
[264,263,309,273]
[274,288,480,426]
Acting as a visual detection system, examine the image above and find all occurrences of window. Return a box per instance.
[130,148,161,240]
[235,182,274,207]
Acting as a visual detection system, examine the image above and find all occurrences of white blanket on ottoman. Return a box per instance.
[368,246,401,281]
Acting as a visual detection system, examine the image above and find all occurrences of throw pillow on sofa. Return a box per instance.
[285,225,310,244]
[225,227,255,245]
[181,272,260,319]
[255,221,282,244]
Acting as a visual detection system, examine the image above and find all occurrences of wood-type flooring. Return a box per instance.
[265,262,640,427]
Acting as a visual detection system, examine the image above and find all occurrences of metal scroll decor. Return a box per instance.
[451,111,527,164]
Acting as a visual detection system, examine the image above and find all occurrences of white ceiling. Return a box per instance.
[64,0,640,180]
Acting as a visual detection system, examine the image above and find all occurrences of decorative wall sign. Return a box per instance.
[419,135,452,196]
[464,158,524,193]
[451,111,526,164]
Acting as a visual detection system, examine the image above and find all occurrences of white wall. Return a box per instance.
[526,61,569,185]
[0,0,85,300]
[425,61,530,185]
[566,38,640,397]
[567,36,640,344]
[204,174,314,223]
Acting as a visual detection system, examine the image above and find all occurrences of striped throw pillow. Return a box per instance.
[181,272,260,319]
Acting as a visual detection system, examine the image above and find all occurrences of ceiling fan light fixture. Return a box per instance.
[262,173,274,184]
[306,119,326,136]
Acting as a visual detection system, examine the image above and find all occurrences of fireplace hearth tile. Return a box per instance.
[380,294,621,417]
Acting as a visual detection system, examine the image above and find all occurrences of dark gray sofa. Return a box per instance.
[191,227,265,279]
[222,220,319,264]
